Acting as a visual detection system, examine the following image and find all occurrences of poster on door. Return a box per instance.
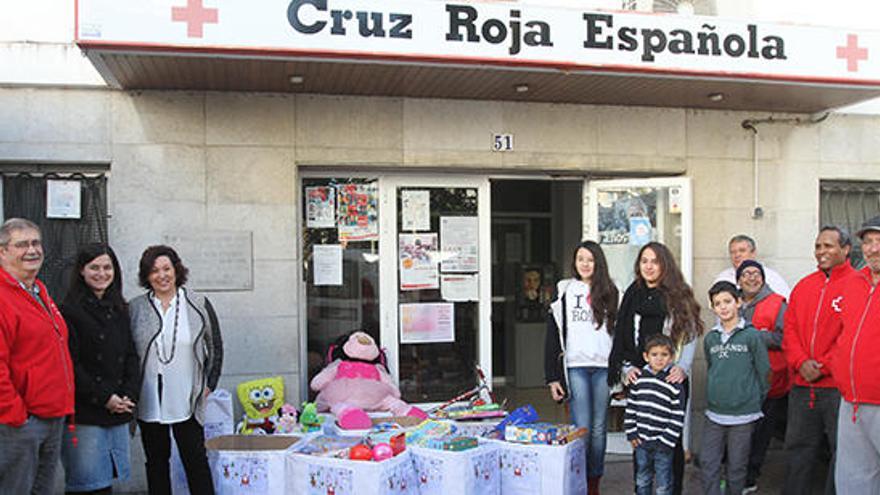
[306,186,336,228]
[440,216,478,272]
[338,183,378,241]
[399,233,439,290]
[400,302,455,344]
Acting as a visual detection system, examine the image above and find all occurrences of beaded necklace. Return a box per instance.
[156,295,180,365]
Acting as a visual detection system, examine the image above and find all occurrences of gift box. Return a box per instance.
[206,435,304,494]
[493,437,587,495]
[409,442,501,495]
[287,449,418,495]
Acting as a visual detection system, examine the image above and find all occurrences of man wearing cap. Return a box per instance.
[737,260,788,493]
[714,234,791,299]
[0,218,75,493]
[832,216,880,493]
[781,225,854,495]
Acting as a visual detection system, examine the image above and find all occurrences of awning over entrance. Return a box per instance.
[76,0,880,113]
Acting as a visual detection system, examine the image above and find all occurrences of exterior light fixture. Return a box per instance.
[708,92,724,102]
[515,84,529,93]
[289,75,305,84]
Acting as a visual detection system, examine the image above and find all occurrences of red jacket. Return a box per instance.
[783,262,854,389]
[0,267,74,426]
[831,266,880,406]
[750,292,790,398]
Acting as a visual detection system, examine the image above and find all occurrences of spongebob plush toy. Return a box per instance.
[235,376,285,435]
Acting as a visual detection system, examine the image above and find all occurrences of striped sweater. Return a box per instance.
[624,366,686,449]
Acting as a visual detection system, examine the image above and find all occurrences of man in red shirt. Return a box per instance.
[781,225,853,495]
[0,218,75,493]
[833,217,880,493]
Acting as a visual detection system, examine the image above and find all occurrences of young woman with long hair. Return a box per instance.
[545,240,619,495]
[608,241,704,495]
[60,244,139,494]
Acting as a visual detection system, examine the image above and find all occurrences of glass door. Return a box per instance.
[584,177,693,454]
[380,176,492,403]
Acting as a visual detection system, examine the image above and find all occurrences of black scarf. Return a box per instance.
[608,282,668,386]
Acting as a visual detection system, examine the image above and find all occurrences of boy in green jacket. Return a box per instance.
[700,281,771,495]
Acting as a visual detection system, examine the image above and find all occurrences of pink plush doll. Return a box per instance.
[310,331,428,429]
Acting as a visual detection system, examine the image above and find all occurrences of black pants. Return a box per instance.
[782,386,839,495]
[139,417,214,495]
[746,394,788,485]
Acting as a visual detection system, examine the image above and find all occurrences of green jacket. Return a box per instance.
[703,320,770,416]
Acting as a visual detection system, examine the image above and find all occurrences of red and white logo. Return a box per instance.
[171,0,218,38]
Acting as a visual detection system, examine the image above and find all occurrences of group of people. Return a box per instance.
[0,218,223,494]
[545,220,880,495]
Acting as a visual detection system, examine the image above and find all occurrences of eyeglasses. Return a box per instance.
[740,270,763,279]
[10,239,42,250]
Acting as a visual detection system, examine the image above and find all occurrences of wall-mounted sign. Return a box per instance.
[492,134,514,152]
[77,0,880,86]
[46,180,82,219]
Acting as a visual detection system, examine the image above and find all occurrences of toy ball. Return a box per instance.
[372,443,394,461]
[349,444,373,461]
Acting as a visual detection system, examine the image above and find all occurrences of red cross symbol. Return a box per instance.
[171,0,218,38]
[836,34,868,73]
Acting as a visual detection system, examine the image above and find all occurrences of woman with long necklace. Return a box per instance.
[61,244,139,494]
[130,245,223,495]
[608,242,704,495]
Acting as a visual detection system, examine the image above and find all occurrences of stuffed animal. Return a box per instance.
[310,331,428,429]
[275,403,299,434]
[235,376,284,435]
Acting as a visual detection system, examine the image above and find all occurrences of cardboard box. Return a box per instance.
[287,449,418,495]
[410,442,501,495]
[206,435,304,494]
[493,437,587,495]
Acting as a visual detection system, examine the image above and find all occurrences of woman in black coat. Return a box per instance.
[60,244,139,494]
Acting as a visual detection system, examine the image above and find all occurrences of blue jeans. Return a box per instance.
[568,366,609,478]
[635,442,674,495]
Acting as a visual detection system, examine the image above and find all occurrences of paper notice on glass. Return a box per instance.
[313,244,343,286]
[46,180,82,219]
[399,233,439,290]
[401,190,430,231]
[440,216,479,273]
[441,274,478,302]
[306,186,336,228]
[400,302,455,344]
[337,183,379,241]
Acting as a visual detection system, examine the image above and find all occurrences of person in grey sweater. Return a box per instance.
[130,245,223,495]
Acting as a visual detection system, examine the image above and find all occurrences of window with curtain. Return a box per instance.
[819,180,880,269]
[2,173,108,301]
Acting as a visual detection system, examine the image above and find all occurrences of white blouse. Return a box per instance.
[138,288,197,424]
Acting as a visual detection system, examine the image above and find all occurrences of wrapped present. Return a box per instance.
[424,436,479,452]
[410,442,501,495]
[504,423,586,445]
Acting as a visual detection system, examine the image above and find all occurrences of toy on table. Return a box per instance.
[349,444,373,461]
[310,331,428,430]
[275,403,299,434]
[235,376,284,435]
[424,435,479,451]
[492,404,539,436]
[504,422,587,445]
[371,443,394,461]
[429,365,497,416]
[299,402,324,432]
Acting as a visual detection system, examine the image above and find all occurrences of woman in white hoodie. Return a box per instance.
[544,240,619,495]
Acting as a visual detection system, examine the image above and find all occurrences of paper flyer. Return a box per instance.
[400,302,455,344]
[313,244,343,286]
[399,233,439,291]
[440,216,479,272]
[441,274,478,302]
[46,180,82,219]
[338,183,379,241]
[401,190,431,231]
[305,186,336,228]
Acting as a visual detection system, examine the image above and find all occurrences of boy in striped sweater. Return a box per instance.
[624,334,686,495]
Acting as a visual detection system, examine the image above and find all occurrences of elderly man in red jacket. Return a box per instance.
[781,225,854,495]
[0,218,75,493]
[832,216,880,494]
